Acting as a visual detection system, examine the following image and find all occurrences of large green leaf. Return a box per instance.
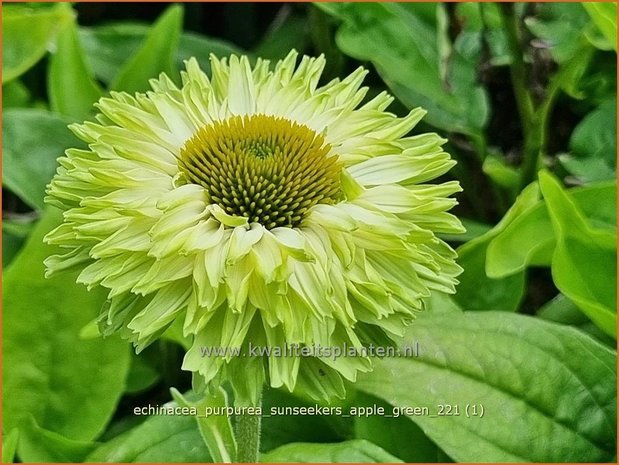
[356,311,617,462]
[48,19,103,120]
[316,3,489,140]
[2,108,84,210]
[486,181,616,278]
[560,100,617,182]
[85,400,211,462]
[261,439,402,463]
[17,416,96,463]
[2,3,74,83]
[3,210,131,441]
[539,171,617,338]
[111,5,183,93]
[454,184,541,311]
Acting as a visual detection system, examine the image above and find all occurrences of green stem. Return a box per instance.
[499,4,541,189]
[235,391,263,463]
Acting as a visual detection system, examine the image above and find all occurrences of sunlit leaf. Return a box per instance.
[2,3,74,83]
[111,5,183,93]
[2,109,83,210]
[539,171,616,338]
[48,19,103,120]
[3,210,131,441]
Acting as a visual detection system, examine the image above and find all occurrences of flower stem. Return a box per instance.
[235,391,262,463]
[499,4,541,189]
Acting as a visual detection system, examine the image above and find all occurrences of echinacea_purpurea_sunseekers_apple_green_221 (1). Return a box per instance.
[44,50,464,406]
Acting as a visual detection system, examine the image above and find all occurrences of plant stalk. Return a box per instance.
[235,391,263,463]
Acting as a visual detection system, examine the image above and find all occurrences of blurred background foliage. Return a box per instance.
[2,2,617,463]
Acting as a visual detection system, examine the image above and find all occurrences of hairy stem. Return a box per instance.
[235,391,262,463]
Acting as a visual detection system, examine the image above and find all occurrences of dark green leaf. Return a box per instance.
[356,311,617,462]
[2,108,84,210]
[260,388,347,453]
[560,99,617,182]
[317,3,489,140]
[175,31,244,70]
[17,416,96,463]
[2,80,31,108]
[253,11,309,60]
[261,439,403,463]
[3,209,131,441]
[526,3,591,63]
[111,5,183,93]
[354,393,443,462]
[2,215,38,269]
[85,401,210,462]
[48,19,103,120]
[2,3,74,83]
[79,23,241,86]
[125,352,161,394]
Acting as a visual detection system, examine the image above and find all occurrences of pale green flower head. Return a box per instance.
[45,51,464,404]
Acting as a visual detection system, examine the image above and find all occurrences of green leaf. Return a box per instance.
[260,388,347,453]
[17,416,96,463]
[2,3,74,83]
[176,32,244,70]
[487,181,616,278]
[2,429,19,463]
[539,294,616,347]
[253,13,309,60]
[2,80,31,108]
[582,2,617,51]
[261,439,403,463]
[440,218,492,243]
[85,400,211,462]
[317,3,489,140]
[354,393,443,462]
[48,19,103,120]
[125,352,161,394]
[3,209,131,441]
[526,3,592,63]
[111,5,183,93]
[79,23,242,86]
[356,311,617,462]
[539,171,617,338]
[2,108,84,210]
[2,215,38,270]
[560,99,617,182]
[454,183,541,311]
[482,154,520,191]
[171,388,237,463]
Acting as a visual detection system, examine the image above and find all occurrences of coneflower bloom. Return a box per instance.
[45,51,463,404]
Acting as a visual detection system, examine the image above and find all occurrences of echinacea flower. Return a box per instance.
[45,51,463,404]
